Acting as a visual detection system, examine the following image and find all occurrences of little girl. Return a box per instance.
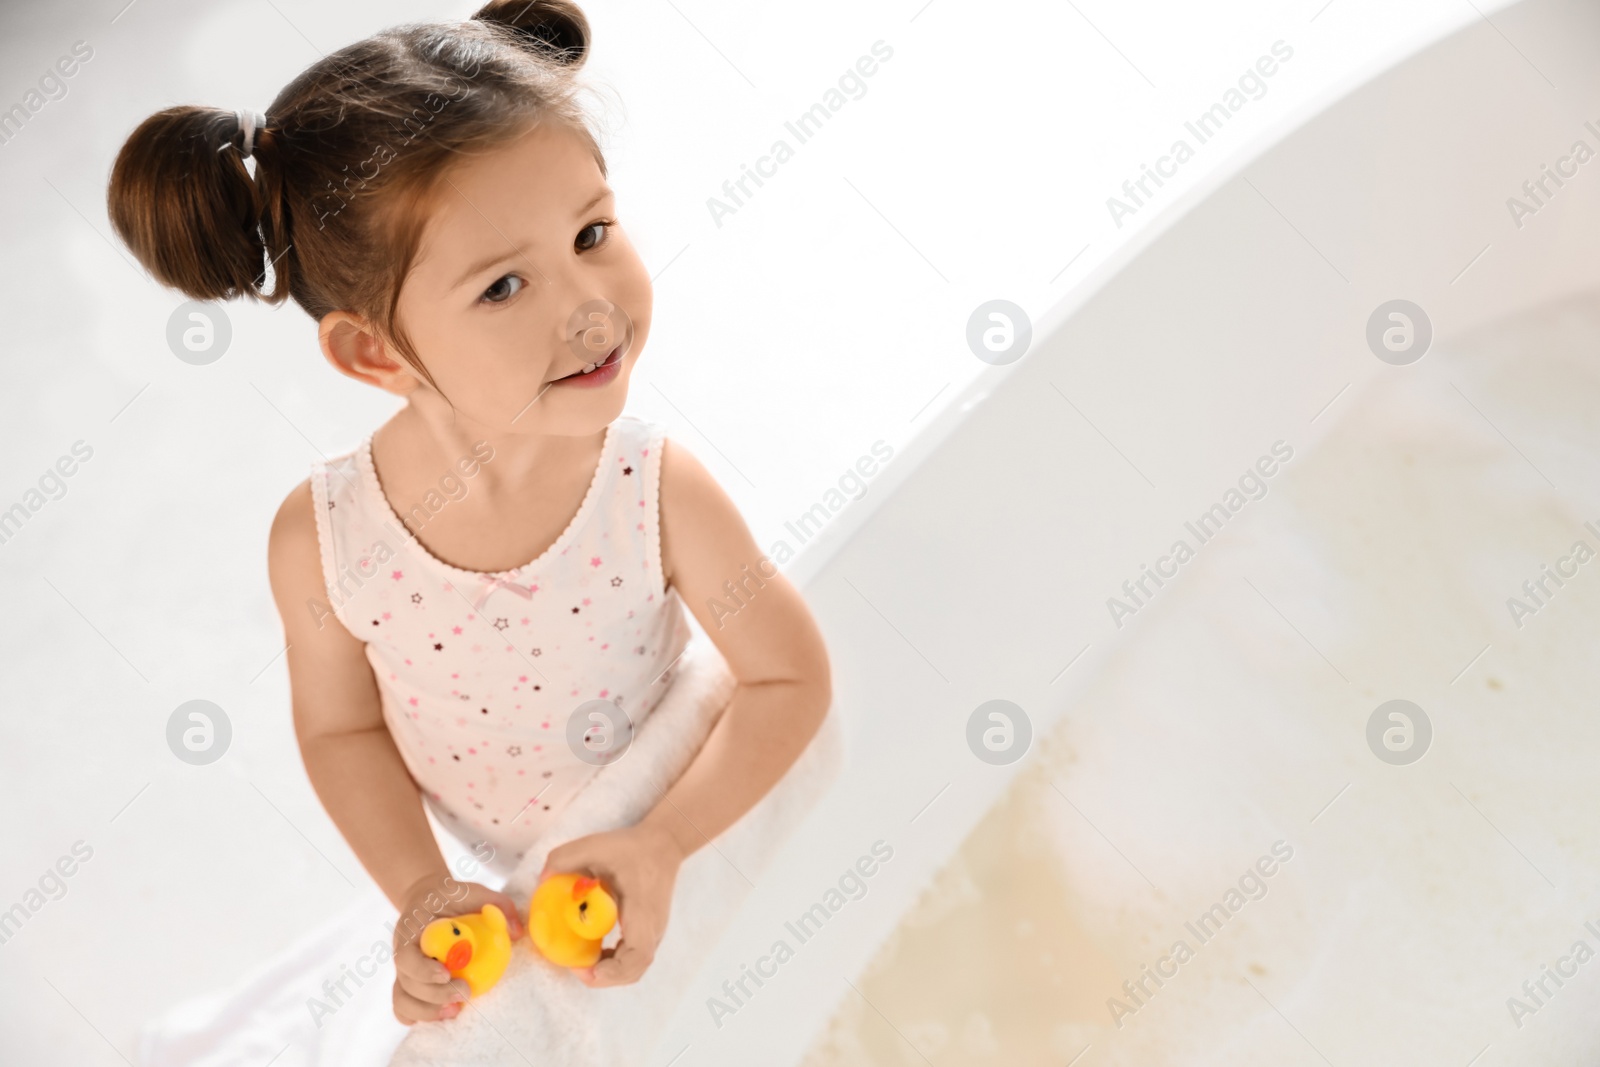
[108,0,831,1030]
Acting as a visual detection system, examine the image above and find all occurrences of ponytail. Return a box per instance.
[107,106,289,304]
[105,3,602,380]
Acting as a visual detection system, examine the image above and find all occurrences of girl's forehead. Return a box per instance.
[445,120,596,206]
[454,119,592,184]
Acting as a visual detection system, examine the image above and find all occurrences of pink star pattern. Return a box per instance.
[312,416,686,867]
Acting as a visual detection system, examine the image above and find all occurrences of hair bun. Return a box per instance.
[107,105,278,304]
[471,0,589,68]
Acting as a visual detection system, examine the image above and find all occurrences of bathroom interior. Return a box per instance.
[2,0,1599,1063]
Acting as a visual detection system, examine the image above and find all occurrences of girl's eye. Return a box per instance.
[576,220,611,253]
[481,274,524,304]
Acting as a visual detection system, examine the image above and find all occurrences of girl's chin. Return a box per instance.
[502,380,631,434]
[406,361,631,432]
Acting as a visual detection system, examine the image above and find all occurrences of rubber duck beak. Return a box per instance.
[445,940,473,972]
[572,875,598,898]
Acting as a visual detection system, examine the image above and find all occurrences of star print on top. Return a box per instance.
[308,415,691,875]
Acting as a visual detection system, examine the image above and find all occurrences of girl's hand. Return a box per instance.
[389,872,526,1025]
[538,823,685,987]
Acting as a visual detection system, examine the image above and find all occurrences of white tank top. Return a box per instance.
[308,414,692,875]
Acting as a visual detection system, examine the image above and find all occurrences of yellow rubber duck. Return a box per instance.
[528,873,618,969]
[418,904,514,997]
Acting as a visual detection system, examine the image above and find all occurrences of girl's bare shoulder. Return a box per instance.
[266,478,322,619]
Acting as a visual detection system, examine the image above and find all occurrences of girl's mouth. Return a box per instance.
[551,346,622,388]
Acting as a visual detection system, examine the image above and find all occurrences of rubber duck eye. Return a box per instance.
[451,925,460,935]
[578,902,587,912]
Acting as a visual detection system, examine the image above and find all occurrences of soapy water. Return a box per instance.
[802,291,1600,1065]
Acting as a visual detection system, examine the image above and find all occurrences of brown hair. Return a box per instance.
[107,0,604,388]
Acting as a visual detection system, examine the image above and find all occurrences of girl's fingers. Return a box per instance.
[451,883,526,939]
[412,979,467,1011]
[394,941,452,986]
[429,977,471,1006]
[403,980,466,1009]
[387,878,528,1026]
[393,984,464,1025]
[399,967,470,1006]
[589,938,654,986]
[391,987,434,1025]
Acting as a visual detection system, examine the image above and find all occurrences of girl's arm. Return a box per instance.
[640,436,833,858]
[539,436,832,988]
[266,480,452,908]
[266,481,524,1024]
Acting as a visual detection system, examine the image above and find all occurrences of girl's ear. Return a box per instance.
[318,310,421,396]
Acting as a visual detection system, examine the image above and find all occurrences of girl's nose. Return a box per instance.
[565,299,629,362]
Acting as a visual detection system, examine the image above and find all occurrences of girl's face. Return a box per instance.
[388,119,651,436]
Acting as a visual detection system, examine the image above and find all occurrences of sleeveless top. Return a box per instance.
[308,414,692,875]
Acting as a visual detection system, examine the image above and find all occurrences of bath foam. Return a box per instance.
[389,639,846,1067]
[1106,840,1296,1030]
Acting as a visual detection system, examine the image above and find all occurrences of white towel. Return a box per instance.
[135,639,844,1067]
[388,638,846,1066]
[135,884,410,1067]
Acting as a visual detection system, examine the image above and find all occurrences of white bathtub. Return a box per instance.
[659,0,1600,1063]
